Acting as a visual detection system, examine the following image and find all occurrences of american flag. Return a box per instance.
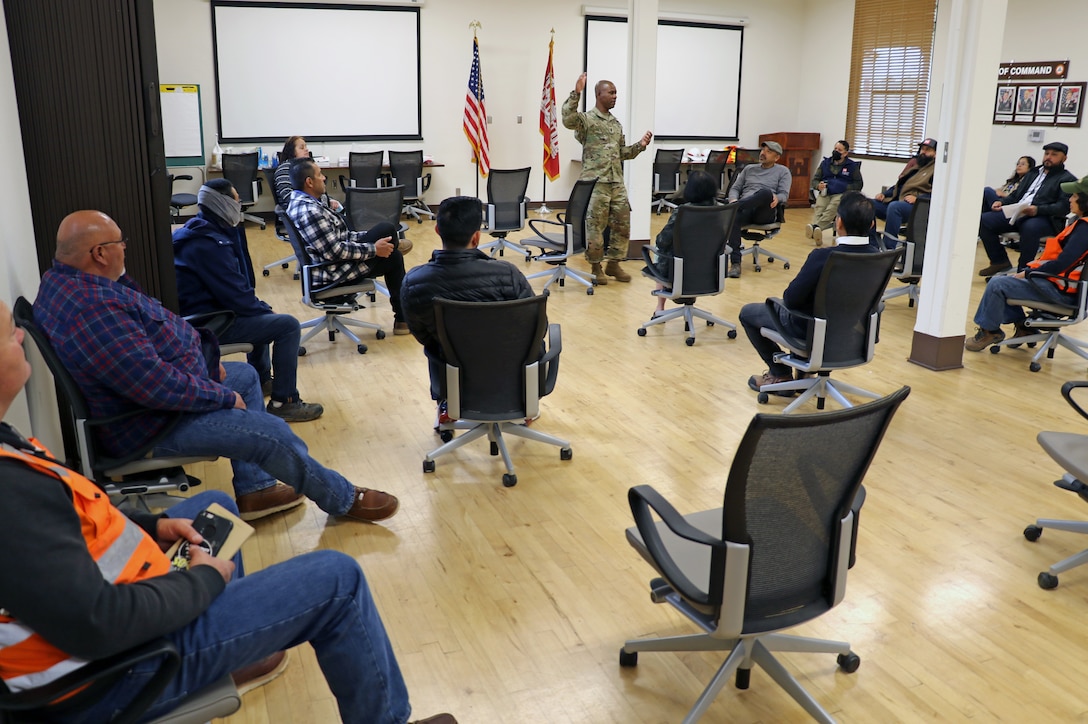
[540,37,560,181]
[463,37,490,177]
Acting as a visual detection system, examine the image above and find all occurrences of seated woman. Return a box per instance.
[645,170,720,318]
[982,155,1036,211]
[966,173,1088,351]
[272,135,343,213]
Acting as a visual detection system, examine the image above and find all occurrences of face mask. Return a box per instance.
[915,153,933,166]
[831,150,842,162]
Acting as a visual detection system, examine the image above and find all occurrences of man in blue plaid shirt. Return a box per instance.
[33,210,401,524]
[286,158,411,335]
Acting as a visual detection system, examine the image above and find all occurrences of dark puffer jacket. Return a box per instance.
[401,248,534,361]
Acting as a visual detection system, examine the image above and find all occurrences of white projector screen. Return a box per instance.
[211,2,421,142]
[584,17,743,140]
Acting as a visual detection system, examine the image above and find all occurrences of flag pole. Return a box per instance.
[470,21,483,200]
[538,30,556,216]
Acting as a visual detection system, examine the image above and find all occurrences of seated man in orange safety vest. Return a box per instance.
[0,299,456,724]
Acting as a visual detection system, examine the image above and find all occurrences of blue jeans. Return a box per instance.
[973,275,1075,330]
[151,362,355,515]
[882,200,914,240]
[68,494,410,724]
[218,312,303,402]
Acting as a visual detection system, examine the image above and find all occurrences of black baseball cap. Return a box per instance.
[918,138,937,149]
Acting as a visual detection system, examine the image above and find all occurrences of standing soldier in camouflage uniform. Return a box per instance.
[562,72,653,284]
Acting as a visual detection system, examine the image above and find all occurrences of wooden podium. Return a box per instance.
[759,132,821,207]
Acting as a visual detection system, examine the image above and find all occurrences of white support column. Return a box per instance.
[625,0,658,253]
[909,0,1008,369]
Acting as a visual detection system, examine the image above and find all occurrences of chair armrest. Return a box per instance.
[172,174,193,182]
[763,297,815,356]
[421,173,431,193]
[183,310,236,339]
[539,322,562,396]
[0,639,178,724]
[527,216,563,238]
[1060,381,1088,423]
[848,485,866,569]
[628,484,725,607]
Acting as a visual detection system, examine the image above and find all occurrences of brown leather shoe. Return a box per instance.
[965,327,1005,352]
[747,371,797,397]
[605,260,631,282]
[590,262,608,285]
[410,715,458,724]
[396,238,414,255]
[343,487,400,522]
[232,650,289,695]
[979,262,1013,277]
[237,483,305,521]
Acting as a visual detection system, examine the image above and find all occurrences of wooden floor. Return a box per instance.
[194,207,1088,723]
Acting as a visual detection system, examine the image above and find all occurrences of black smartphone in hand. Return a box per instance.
[170,509,234,571]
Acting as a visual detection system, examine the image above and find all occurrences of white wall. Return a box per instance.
[0,2,59,443]
[154,0,809,204]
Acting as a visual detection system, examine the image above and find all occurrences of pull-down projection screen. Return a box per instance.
[584,16,743,140]
[211,1,421,142]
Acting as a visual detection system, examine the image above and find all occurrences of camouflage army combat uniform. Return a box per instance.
[561,90,646,263]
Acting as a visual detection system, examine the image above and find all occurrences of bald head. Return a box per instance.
[55,210,126,279]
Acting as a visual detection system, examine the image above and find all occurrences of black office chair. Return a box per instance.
[388,150,434,223]
[1024,381,1088,589]
[702,150,730,194]
[479,167,531,259]
[621,387,910,723]
[423,295,571,488]
[168,174,197,220]
[651,149,684,215]
[221,152,266,229]
[757,249,900,412]
[0,637,240,724]
[882,197,930,307]
[276,210,385,355]
[988,257,1088,372]
[261,169,299,279]
[343,184,406,236]
[521,178,599,294]
[639,204,740,346]
[338,150,386,192]
[13,297,220,506]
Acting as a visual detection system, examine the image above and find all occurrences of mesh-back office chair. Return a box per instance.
[13,297,217,505]
[522,178,599,294]
[221,152,266,229]
[703,150,730,194]
[0,638,240,724]
[423,295,571,488]
[388,150,434,223]
[757,250,900,413]
[338,150,386,192]
[621,387,910,724]
[1024,381,1088,589]
[651,149,684,215]
[988,256,1088,371]
[261,170,299,279]
[342,184,407,303]
[639,204,740,346]
[168,174,197,220]
[276,209,385,355]
[882,197,930,307]
[479,167,531,259]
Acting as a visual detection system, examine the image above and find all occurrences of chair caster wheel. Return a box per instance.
[1027,341,1037,348]
[1039,571,1059,589]
[298,346,306,356]
[357,344,367,354]
[619,648,638,667]
[707,321,715,327]
[437,429,453,443]
[1024,525,1042,541]
[755,266,762,272]
[1030,362,1042,372]
[727,329,738,339]
[637,328,647,336]
[490,441,499,456]
[260,223,267,230]
[989,346,1000,354]
[293,273,300,281]
[423,459,436,473]
[262,269,270,277]
[560,447,572,460]
[586,288,594,295]
[417,219,423,224]
[685,337,695,346]
[375,330,386,340]
[767,258,775,264]
[329,331,337,342]
[736,668,751,689]
[837,652,861,673]
[367,293,376,303]
[783,262,790,270]
[757,392,769,404]
[502,473,517,487]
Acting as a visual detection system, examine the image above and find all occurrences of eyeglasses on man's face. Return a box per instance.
[90,238,127,254]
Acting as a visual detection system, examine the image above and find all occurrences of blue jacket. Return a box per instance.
[172,213,272,318]
[812,156,863,196]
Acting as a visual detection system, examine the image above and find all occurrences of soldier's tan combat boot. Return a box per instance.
[605,261,631,282]
[590,263,608,285]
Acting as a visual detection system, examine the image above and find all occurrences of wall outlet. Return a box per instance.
[517,115,523,124]
[455,187,461,196]
[486,115,492,124]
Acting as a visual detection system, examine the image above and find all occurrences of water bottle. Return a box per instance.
[211,135,222,168]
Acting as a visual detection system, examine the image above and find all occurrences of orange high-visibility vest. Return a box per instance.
[0,440,170,692]
[1027,217,1088,292]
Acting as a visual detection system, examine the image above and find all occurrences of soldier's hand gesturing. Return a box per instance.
[575,72,587,94]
